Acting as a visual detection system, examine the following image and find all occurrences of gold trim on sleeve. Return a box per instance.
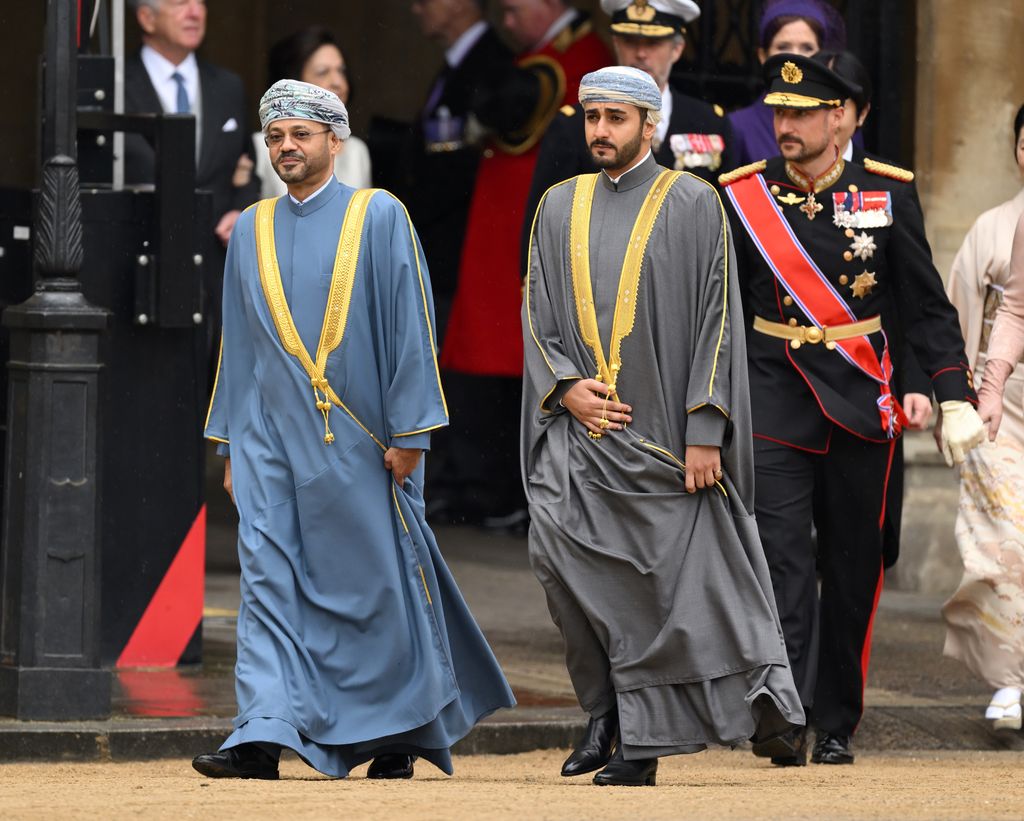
[204,334,225,437]
[684,174,731,398]
[638,438,727,497]
[389,194,449,419]
[525,178,581,413]
[254,192,386,450]
[569,168,683,438]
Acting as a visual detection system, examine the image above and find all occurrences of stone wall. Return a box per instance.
[915,0,1024,279]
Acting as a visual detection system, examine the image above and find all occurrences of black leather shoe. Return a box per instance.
[812,732,854,765]
[752,726,807,767]
[592,747,657,787]
[561,709,619,777]
[367,754,417,779]
[192,743,279,779]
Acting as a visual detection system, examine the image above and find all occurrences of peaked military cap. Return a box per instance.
[762,53,860,110]
[601,0,700,38]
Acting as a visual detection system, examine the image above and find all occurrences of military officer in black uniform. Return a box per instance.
[720,55,985,767]
[521,0,732,271]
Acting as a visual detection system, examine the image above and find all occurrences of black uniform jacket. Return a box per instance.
[404,26,515,297]
[124,53,258,223]
[520,87,733,275]
[723,155,976,451]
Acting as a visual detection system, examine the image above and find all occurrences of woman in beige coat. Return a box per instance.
[942,103,1024,730]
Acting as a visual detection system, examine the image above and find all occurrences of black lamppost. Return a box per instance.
[0,0,111,719]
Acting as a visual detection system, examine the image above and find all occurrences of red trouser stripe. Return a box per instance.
[117,506,206,668]
[857,438,895,726]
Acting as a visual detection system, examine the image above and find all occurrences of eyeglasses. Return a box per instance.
[263,128,332,148]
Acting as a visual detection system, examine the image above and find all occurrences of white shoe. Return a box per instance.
[986,688,1022,730]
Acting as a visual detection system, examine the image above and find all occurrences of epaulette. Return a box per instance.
[718,159,767,187]
[864,157,914,183]
[713,104,725,118]
[560,105,575,117]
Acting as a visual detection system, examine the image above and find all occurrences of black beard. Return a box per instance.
[589,126,644,171]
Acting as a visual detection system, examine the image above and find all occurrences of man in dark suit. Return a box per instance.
[521,0,733,271]
[407,0,514,344]
[125,0,258,348]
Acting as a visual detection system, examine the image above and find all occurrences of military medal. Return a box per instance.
[776,191,806,206]
[799,192,823,220]
[833,191,892,229]
[849,231,877,261]
[850,271,878,298]
[670,133,724,172]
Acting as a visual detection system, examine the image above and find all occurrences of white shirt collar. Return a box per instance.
[141,45,199,112]
[289,175,335,206]
[534,8,577,51]
[604,149,653,185]
[446,20,487,68]
[655,85,672,145]
[842,140,854,161]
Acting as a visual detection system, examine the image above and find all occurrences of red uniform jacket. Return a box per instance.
[440,14,611,376]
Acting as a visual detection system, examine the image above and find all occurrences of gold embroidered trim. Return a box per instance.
[863,157,915,182]
[785,156,845,193]
[392,484,434,605]
[204,334,225,437]
[718,159,766,187]
[638,439,727,498]
[684,173,731,398]
[569,169,682,392]
[391,194,449,419]
[493,55,567,156]
[393,423,446,437]
[525,178,582,413]
[254,192,386,450]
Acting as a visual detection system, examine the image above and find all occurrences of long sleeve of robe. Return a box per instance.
[522,155,803,759]
[205,178,514,778]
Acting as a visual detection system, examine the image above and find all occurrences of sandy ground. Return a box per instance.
[2,748,1022,821]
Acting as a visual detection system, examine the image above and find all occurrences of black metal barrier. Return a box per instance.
[0,108,213,670]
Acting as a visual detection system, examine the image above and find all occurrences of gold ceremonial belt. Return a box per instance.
[753,314,882,350]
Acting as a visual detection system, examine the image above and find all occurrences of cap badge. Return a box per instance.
[626,0,657,22]
[781,61,803,84]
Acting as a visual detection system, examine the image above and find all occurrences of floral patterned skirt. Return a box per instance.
[943,374,1024,689]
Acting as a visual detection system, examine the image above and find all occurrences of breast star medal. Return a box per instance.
[799,192,823,220]
[850,271,878,299]
[849,231,877,261]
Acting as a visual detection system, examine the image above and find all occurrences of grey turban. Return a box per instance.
[578,66,663,125]
[258,79,351,141]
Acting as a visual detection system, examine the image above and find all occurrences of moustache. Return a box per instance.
[277,151,305,162]
[777,134,804,147]
[590,140,616,151]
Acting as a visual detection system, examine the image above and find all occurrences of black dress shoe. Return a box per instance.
[592,747,657,787]
[367,754,417,779]
[561,709,619,777]
[752,726,807,767]
[812,732,854,765]
[192,743,280,779]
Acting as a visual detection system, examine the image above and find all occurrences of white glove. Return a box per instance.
[939,400,986,466]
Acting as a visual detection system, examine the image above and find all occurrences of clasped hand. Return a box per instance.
[385,446,422,487]
[562,379,721,493]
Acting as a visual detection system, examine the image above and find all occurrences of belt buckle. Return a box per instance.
[804,326,823,344]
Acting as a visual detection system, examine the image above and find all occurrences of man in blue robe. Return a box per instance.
[194,80,515,781]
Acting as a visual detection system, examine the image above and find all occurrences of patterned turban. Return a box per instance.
[258,79,351,141]
[578,66,663,125]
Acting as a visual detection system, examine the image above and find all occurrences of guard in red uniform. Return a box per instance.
[721,54,986,767]
[436,2,611,528]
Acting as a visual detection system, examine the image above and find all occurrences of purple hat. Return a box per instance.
[759,0,847,51]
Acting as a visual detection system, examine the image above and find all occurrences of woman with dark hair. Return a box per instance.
[252,26,371,197]
[942,103,1024,731]
[728,0,846,166]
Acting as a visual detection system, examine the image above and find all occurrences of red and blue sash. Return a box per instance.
[726,173,905,437]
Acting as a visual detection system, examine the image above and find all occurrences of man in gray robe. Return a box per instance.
[522,66,804,787]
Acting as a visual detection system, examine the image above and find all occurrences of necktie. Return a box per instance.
[423,64,450,115]
[172,71,190,114]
